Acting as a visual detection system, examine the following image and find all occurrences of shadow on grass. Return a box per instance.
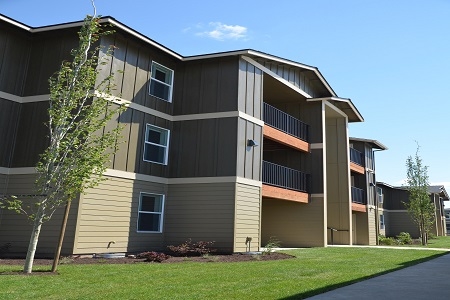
[0,269,58,276]
[279,252,448,299]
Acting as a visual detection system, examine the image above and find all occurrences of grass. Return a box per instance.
[0,247,447,299]
[424,236,450,248]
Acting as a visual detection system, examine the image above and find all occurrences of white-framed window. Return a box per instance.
[377,187,384,204]
[149,61,174,102]
[143,124,170,165]
[137,192,165,233]
[380,214,385,230]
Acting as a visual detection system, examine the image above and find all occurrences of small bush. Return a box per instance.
[428,232,436,240]
[137,251,170,263]
[396,232,413,245]
[167,239,216,256]
[378,235,398,245]
[58,256,74,265]
[262,236,281,255]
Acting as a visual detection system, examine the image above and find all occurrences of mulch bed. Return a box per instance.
[0,252,294,275]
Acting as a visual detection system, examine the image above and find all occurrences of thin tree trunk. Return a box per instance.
[51,201,71,272]
[23,210,44,274]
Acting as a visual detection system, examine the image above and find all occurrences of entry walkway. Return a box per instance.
[307,247,450,299]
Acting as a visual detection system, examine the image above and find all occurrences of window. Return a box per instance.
[377,187,383,204]
[143,124,169,165]
[149,62,174,102]
[380,214,385,230]
[137,193,164,232]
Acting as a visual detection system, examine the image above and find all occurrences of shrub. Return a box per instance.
[167,239,216,256]
[378,235,398,245]
[396,232,413,245]
[262,236,281,255]
[428,232,436,240]
[137,251,170,263]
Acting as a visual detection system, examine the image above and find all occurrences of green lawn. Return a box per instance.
[0,247,446,300]
[424,236,450,248]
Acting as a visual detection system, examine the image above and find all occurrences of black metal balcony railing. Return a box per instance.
[262,160,310,193]
[351,186,366,204]
[263,102,310,142]
[349,148,364,166]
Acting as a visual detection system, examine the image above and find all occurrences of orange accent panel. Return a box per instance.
[262,184,309,203]
[263,126,310,153]
[352,203,367,212]
[350,162,365,174]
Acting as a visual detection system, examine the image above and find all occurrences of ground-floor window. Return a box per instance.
[380,214,385,229]
[137,192,165,233]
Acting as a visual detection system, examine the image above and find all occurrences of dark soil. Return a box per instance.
[0,252,294,274]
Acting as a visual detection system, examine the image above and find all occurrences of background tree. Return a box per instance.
[1,3,124,273]
[404,145,434,245]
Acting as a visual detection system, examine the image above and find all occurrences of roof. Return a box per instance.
[377,182,449,200]
[349,137,388,150]
[0,13,363,122]
[428,186,450,200]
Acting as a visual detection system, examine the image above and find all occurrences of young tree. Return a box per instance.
[1,3,124,273]
[404,145,434,245]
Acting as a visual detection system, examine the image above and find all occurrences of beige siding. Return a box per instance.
[326,115,351,245]
[234,183,261,252]
[368,209,377,245]
[0,174,77,257]
[165,183,236,252]
[261,196,326,247]
[74,176,167,254]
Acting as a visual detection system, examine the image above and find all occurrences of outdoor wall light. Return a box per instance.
[247,139,259,147]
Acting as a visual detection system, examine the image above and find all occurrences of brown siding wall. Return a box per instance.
[0,174,77,257]
[11,102,49,167]
[165,183,236,252]
[238,59,263,118]
[170,118,238,178]
[234,183,261,252]
[98,33,177,115]
[74,176,167,254]
[385,211,420,238]
[0,24,31,95]
[24,29,79,96]
[174,57,239,115]
[236,118,262,181]
[0,99,21,167]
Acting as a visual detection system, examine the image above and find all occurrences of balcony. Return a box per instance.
[349,148,365,174]
[263,102,309,142]
[351,186,366,212]
[349,148,364,166]
[262,161,310,193]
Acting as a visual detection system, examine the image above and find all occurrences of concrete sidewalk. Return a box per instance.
[307,252,450,299]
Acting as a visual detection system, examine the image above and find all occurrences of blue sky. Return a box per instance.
[2,0,450,197]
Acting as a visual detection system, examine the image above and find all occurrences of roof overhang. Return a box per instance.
[308,97,364,123]
[349,137,388,150]
[429,186,450,201]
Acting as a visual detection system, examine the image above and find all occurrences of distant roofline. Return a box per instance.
[349,137,388,150]
[377,182,449,200]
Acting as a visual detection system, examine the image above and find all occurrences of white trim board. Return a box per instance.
[1,91,264,126]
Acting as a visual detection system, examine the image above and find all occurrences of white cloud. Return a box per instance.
[196,22,248,41]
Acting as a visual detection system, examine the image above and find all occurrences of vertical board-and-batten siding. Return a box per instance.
[0,174,78,256]
[234,183,261,252]
[98,34,176,115]
[74,176,167,254]
[238,59,262,119]
[165,183,236,252]
[236,118,262,181]
[255,58,319,98]
[0,99,21,167]
[0,24,31,95]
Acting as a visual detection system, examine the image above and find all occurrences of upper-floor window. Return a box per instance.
[143,124,170,165]
[377,187,384,204]
[149,61,174,102]
[137,192,164,233]
[379,214,385,230]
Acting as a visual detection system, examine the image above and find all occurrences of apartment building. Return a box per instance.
[0,14,364,257]
[376,183,448,238]
[348,138,387,245]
